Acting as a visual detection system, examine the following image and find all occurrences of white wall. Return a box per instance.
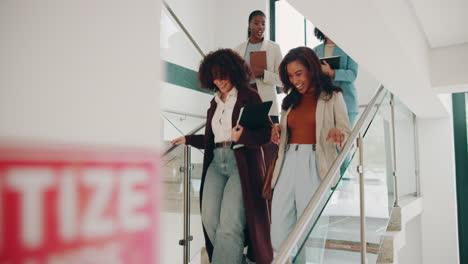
[0,0,161,149]
[214,0,268,50]
[162,0,269,64]
[160,0,267,118]
[355,67,381,106]
[163,0,266,58]
[160,83,212,119]
[418,115,459,264]
[431,43,468,93]
[399,215,423,264]
[160,0,268,138]
[164,0,218,55]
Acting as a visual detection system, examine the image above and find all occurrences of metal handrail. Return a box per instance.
[163,122,206,156]
[390,94,400,207]
[161,108,207,119]
[163,1,206,58]
[273,84,386,263]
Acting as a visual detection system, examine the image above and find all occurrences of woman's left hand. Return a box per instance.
[231,124,244,142]
[326,127,346,147]
[321,61,335,78]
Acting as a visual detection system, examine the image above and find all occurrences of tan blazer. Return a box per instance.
[234,40,283,116]
[271,91,351,189]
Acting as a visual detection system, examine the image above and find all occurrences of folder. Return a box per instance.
[250,51,267,71]
[237,101,272,130]
[320,55,341,69]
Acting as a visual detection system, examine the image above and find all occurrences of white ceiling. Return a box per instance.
[409,0,468,48]
[288,0,448,117]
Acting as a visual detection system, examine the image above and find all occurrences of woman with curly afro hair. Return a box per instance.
[172,48,273,264]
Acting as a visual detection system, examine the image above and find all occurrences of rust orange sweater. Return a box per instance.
[287,92,317,144]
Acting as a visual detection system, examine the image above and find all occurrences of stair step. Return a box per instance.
[376,196,423,264]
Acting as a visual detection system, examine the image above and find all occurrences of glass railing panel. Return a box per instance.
[161,141,186,264]
[292,145,380,263]
[285,91,394,263]
[360,94,394,216]
[188,143,205,262]
[393,96,417,198]
[341,90,390,179]
[161,109,206,263]
[161,110,205,157]
[161,111,205,139]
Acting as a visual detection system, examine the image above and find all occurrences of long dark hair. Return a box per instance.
[247,10,266,39]
[198,48,252,93]
[279,46,342,110]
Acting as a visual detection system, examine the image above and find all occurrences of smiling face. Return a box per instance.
[249,15,265,42]
[287,60,312,94]
[213,77,234,95]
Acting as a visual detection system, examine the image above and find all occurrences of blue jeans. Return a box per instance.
[202,148,246,264]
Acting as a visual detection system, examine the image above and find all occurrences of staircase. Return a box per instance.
[377,196,423,264]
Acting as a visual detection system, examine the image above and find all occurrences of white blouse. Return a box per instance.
[212,88,238,143]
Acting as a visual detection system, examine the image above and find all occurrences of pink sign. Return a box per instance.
[0,145,160,264]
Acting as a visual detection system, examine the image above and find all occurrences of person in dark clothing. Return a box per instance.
[172,48,273,264]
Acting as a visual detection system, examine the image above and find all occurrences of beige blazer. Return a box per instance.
[234,39,283,116]
[271,91,351,189]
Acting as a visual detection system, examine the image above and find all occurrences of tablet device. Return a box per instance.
[238,101,273,130]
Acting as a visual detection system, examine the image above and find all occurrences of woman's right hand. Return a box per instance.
[271,124,282,145]
[326,128,345,147]
[171,136,186,145]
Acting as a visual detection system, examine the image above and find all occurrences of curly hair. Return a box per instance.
[279,46,342,110]
[314,27,327,42]
[198,48,252,93]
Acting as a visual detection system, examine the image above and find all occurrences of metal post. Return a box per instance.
[179,145,192,264]
[390,94,400,207]
[413,113,421,197]
[357,134,367,264]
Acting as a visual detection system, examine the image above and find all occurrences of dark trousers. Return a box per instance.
[263,115,279,170]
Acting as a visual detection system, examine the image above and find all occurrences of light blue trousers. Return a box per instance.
[271,144,328,263]
[201,148,246,264]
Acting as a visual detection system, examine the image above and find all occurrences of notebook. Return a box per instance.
[320,55,341,69]
[237,101,272,130]
[250,51,267,71]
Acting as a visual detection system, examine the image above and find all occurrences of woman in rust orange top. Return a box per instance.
[269,47,351,262]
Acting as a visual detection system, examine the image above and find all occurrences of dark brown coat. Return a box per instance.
[185,87,273,264]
